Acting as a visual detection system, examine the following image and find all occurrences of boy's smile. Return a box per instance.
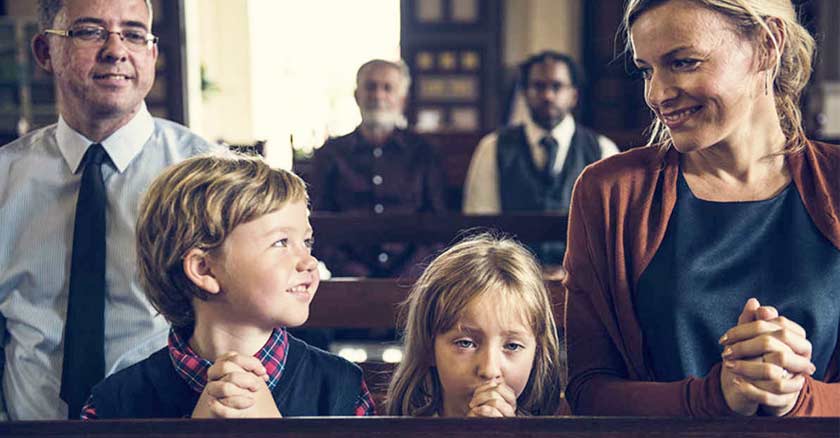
[207,201,319,331]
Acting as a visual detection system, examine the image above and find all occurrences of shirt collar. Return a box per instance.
[352,126,407,151]
[523,112,576,148]
[167,326,290,394]
[56,103,154,174]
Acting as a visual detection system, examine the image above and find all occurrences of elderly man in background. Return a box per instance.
[310,59,447,278]
[0,0,214,419]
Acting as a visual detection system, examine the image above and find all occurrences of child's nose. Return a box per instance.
[297,253,318,272]
[476,348,503,382]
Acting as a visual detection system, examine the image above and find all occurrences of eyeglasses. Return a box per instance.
[44,25,159,51]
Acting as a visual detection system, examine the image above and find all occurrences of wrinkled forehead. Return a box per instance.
[58,0,152,29]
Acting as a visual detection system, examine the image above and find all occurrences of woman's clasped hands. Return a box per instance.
[719,298,816,416]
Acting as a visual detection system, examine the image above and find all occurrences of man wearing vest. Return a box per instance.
[462,51,618,277]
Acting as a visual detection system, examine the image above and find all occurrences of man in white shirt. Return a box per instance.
[0,0,214,420]
[462,51,618,273]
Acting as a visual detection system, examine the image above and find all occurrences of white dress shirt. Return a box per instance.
[462,114,618,214]
[0,104,215,420]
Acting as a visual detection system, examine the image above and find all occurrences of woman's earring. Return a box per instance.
[765,71,771,96]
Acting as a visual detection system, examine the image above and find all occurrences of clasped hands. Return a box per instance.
[720,298,816,416]
[466,380,518,417]
[192,352,282,418]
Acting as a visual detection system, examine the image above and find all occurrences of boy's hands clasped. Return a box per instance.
[719,298,816,416]
[192,352,282,419]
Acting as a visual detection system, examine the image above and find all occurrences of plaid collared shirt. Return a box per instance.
[81,327,375,418]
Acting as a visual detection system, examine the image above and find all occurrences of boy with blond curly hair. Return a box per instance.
[81,153,374,418]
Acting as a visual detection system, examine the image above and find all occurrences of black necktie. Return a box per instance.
[540,136,558,177]
[60,143,108,419]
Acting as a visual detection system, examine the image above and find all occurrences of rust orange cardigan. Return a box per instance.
[563,140,840,416]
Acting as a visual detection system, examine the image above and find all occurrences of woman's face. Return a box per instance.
[630,0,769,154]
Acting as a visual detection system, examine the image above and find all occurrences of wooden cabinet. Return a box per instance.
[147,0,187,124]
[581,0,649,150]
[0,17,56,146]
[401,0,502,135]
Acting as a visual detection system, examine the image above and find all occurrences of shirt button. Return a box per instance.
[374,204,384,214]
[373,147,383,158]
[378,252,389,263]
[372,175,383,185]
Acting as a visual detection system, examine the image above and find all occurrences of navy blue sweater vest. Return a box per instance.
[89,334,365,418]
[497,124,600,263]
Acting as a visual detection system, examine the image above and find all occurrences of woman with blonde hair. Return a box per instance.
[386,233,563,416]
[564,0,838,416]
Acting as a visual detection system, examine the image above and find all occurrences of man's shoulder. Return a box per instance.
[573,122,599,135]
[396,128,430,144]
[0,124,58,159]
[320,130,357,150]
[150,118,216,155]
[496,124,526,137]
[0,125,59,189]
[573,123,610,143]
[493,124,528,146]
[396,129,443,160]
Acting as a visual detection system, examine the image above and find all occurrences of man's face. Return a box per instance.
[39,0,157,124]
[525,60,578,130]
[355,64,406,130]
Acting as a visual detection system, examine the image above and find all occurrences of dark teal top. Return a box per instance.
[636,171,840,382]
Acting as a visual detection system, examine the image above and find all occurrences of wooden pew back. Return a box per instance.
[306,278,565,330]
[310,213,568,246]
[2,416,836,437]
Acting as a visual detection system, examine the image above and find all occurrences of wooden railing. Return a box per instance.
[310,212,568,246]
[2,416,837,438]
[305,278,566,330]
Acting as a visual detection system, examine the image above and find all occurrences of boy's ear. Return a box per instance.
[182,249,221,295]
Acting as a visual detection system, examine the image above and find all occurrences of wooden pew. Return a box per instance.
[306,278,565,330]
[311,212,569,246]
[2,416,837,438]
